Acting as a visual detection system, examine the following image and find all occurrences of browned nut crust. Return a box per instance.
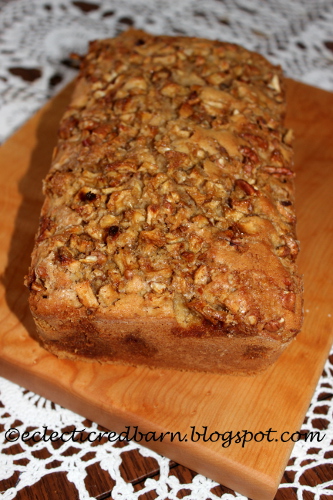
[25,30,303,375]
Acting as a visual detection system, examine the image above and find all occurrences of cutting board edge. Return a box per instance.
[1,78,333,500]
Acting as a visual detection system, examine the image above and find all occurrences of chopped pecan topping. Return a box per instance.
[30,30,300,337]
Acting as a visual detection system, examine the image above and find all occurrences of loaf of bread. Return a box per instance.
[25,30,303,375]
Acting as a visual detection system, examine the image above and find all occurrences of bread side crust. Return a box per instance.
[30,294,295,375]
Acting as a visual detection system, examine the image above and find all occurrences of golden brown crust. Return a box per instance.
[26,29,303,374]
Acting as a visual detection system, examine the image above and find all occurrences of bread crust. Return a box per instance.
[26,30,303,375]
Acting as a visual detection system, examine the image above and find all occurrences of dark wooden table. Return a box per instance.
[1,1,333,497]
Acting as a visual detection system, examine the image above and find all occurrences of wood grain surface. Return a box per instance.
[0,79,332,500]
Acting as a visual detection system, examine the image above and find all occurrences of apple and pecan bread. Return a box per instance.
[25,29,303,374]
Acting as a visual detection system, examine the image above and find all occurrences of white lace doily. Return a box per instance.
[1,0,333,498]
[0,0,333,143]
[1,353,332,500]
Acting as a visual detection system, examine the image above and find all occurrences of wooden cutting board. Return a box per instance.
[0,79,332,500]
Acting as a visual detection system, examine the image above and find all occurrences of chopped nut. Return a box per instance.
[151,282,167,293]
[194,265,209,285]
[235,178,257,196]
[188,233,204,253]
[123,76,147,93]
[188,299,226,325]
[283,129,294,146]
[282,292,296,312]
[30,281,45,292]
[247,315,258,325]
[99,214,119,228]
[161,82,183,97]
[264,317,285,332]
[276,245,290,257]
[268,74,281,93]
[140,229,165,247]
[173,294,198,327]
[262,165,295,177]
[79,255,98,263]
[98,284,120,306]
[285,236,299,258]
[76,281,99,308]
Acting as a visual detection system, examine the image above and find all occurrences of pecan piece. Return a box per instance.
[140,229,165,247]
[239,145,259,164]
[188,299,226,325]
[264,317,285,332]
[282,292,296,312]
[285,236,299,258]
[37,216,55,242]
[194,265,209,285]
[262,166,295,177]
[57,246,75,266]
[235,179,257,196]
[76,281,99,308]
[240,132,268,150]
[58,115,78,139]
[276,245,290,258]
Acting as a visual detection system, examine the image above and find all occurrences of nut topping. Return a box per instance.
[28,30,301,340]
